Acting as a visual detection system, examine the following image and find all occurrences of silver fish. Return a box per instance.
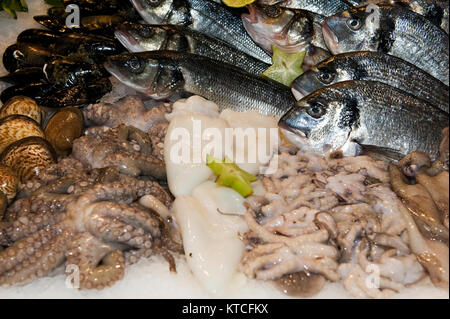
[279,80,449,159]
[115,23,270,76]
[130,0,272,64]
[105,51,296,115]
[292,51,449,113]
[322,4,449,84]
[242,3,328,53]
[258,0,352,16]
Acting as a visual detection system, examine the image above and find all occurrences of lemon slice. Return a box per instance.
[262,45,306,87]
[222,0,257,8]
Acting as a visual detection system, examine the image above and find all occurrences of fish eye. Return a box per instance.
[139,27,154,38]
[125,56,145,73]
[306,102,326,119]
[318,71,334,84]
[263,6,282,18]
[346,18,361,30]
[145,0,161,7]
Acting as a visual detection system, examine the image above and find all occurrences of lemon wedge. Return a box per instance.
[222,0,257,8]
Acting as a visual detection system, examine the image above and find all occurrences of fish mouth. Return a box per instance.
[114,30,142,52]
[291,86,307,100]
[242,4,259,24]
[131,0,144,11]
[321,20,340,54]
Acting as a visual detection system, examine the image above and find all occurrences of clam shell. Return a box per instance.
[44,107,84,155]
[0,115,45,154]
[0,137,56,182]
[0,96,42,124]
[0,191,6,220]
[0,165,19,203]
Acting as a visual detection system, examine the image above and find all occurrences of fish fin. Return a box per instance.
[358,143,404,162]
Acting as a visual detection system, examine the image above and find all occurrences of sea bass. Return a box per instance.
[279,80,449,159]
[322,4,449,84]
[292,51,449,113]
[258,0,352,16]
[115,23,270,76]
[105,51,296,115]
[130,0,272,64]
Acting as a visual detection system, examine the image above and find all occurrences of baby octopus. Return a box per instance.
[241,150,429,298]
[0,162,181,289]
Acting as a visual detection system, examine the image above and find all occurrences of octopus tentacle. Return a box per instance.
[0,212,66,245]
[65,232,125,290]
[0,224,71,286]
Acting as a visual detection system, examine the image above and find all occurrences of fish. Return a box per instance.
[258,0,352,16]
[115,23,270,76]
[130,0,272,64]
[104,51,296,115]
[242,3,328,53]
[322,4,449,85]
[291,51,449,113]
[342,0,449,34]
[241,3,331,68]
[279,80,449,160]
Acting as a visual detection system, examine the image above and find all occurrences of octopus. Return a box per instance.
[0,160,182,289]
[83,96,171,133]
[240,150,432,298]
[72,124,167,180]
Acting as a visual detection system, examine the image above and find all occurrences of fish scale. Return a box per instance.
[292,51,449,112]
[280,80,448,159]
[260,0,352,16]
[323,5,449,84]
[132,0,272,64]
[105,51,296,115]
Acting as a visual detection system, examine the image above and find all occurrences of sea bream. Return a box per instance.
[322,4,449,84]
[130,0,272,64]
[257,0,352,17]
[291,51,449,113]
[114,23,270,76]
[104,51,296,115]
[279,80,449,160]
[241,3,331,68]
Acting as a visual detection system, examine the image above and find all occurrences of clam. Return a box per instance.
[0,115,45,154]
[0,96,42,124]
[44,107,84,155]
[0,165,19,203]
[0,191,6,220]
[0,137,56,182]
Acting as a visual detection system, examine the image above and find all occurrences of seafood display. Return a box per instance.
[0,0,448,299]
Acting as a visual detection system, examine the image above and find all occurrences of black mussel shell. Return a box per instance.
[3,44,21,73]
[39,77,112,108]
[0,67,45,85]
[17,29,62,45]
[44,59,109,88]
[33,15,69,33]
[0,82,54,104]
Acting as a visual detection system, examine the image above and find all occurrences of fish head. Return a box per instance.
[115,23,169,52]
[322,6,378,54]
[279,87,358,155]
[131,0,189,25]
[104,52,184,99]
[242,4,314,53]
[291,56,354,99]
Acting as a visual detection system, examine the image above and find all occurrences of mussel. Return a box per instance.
[0,96,42,124]
[0,67,46,85]
[39,77,112,108]
[44,107,84,155]
[2,44,21,73]
[0,165,19,203]
[0,115,45,154]
[44,58,109,88]
[0,82,54,104]
[0,137,57,182]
